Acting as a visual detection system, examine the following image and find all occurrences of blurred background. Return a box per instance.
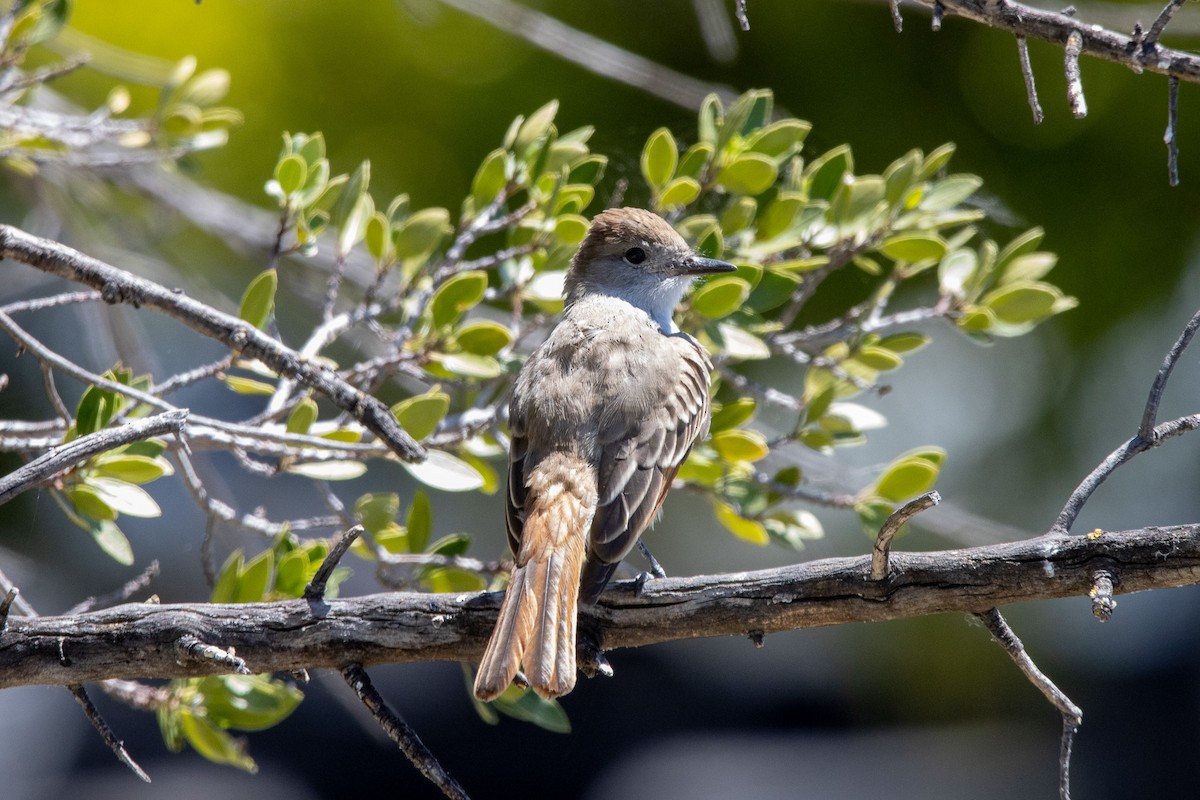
[2,1,1200,798]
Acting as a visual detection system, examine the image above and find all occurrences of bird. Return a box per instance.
[473,207,736,701]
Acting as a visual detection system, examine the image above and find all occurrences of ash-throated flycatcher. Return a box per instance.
[474,207,735,701]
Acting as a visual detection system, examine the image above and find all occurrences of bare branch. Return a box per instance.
[1166,75,1180,186]
[66,561,161,616]
[6,522,1200,688]
[1144,0,1188,47]
[0,409,188,507]
[304,525,364,601]
[69,684,152,783]
[871,490,941,580]
[910,0,1200,85]
[0,224,424,462]
[1016,35,1045,124]
[1089,566,1117,621]
[1064,30,1088,118]
[341,662,471,799]
[976,608,1081,800]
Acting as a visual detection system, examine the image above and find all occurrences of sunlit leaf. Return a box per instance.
[402,450,486,492]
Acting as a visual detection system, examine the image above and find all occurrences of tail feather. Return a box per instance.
[474,455,593,701]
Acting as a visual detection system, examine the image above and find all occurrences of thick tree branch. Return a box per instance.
[4,523,1199,689]
[0,224,424,463]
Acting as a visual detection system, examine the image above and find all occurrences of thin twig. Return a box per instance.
[0,586,17,631]
[1139,306,1200,438]
[1089,568,1117,621]
[1065,30,1088,118]
[1017,35,1045,124]
[304,525,364,601]
[0,409,188,507]
[0,225,424,462]
[1165,75,1180,186]
[871,491,940,579]
[931,0,945,30]
[174,634,251,675]
[69,684,152,783]
[735,0,751,30]
[1053,413,1200,532]
[1144,0,1188,49]
[341,662,471,800]
[890,0,904,31]
[975,608,1081,800]
[66,561,161,615]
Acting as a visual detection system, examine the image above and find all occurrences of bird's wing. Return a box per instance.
[579,335,712,603]
[505,402,529,557]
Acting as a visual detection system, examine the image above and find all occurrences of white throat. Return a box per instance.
[594,276,690,333]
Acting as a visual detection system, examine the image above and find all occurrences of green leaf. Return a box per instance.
[431,271,488,328]
[938,249,977,298]
[365,211,393,263]
[455,320,513,356]
[569,155,607,185]
[355,492,400,535]
[238,269,277,331]
[747,269,800,313]
[879,233,947,263]
[874,448,945,502]
[920,174,982,211]
[763,509,824,549]
[180,712,257,772]
[710,398,756,432]
[286,397,318,435]
[514,100,558,152]
[656,177,700,210]
[714,321,770,360]
[712,429,769,462]
[392,389,451,440]
[746,119,811,160]
[472,148,509,207]
[641,127,678,191]
[438,353,503,379]
[714,501,769,545]
[211,551,243,603]
[698,94,723,146]
[720,196,758,234]
[805,145,852,201]
[883,149,921,207]
[87,518,133,565]
[757,193,804,241]
[330,160,370,231]
[691,276,751,319]
[422,566,487,592]
[233,550,273,603]
[877,333,930,354]
[74,385,110,437]
[401,450,486,492]
[716,153,778,195]
[68,484,116,521]
[489,684,572,733]
[407,490,433,551]
[918,143,957,179]
[996,227,1045,268]
[395,207,452,260]
[93,454,170,484]
[677,142,714,181]
[851,346,903,372]
[286,461,368,481]
[91,477,161,518]
[196,674,303,732]
[274,154,306,197]
[855,499,895,538]
[998,252,1058,286]
[337,193,374,255]
[982,281,1063,325]
[224,375,277,395]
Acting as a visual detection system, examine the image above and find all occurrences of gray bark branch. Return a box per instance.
[4,523,1199,689]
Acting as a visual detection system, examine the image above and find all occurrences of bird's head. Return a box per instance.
[564,207,736,330]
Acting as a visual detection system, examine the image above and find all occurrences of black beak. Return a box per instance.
[677,255,737,276]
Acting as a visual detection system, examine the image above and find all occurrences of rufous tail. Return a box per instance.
[474,455,594,701]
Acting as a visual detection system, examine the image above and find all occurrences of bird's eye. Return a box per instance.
[624,247,646,265]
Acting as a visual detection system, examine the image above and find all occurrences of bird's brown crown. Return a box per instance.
[571,207,688,268]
